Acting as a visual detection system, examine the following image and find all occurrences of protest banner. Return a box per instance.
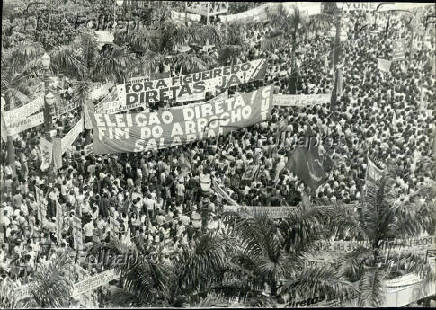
[176,91,205,103]
[4,111,44,136]
[72,216,83,251]
[171,10,201,23]
[219,3,320,24]
[339,2,379,11]
[313,235,436,254]
[273,93,331,107]
[378,58,392,73]
[72,269,119,297]
[96,100,148,115]
[219,3,271,24]
[123,59,267,107]
[39,137,53,172]
[223,205,296,219]
[384,275,435,307]
[53,99,81,120]
[61,118,84,155]
[386,273,423,288]
[90,85,273,154]
[392,41,406,61]
[186,2,228,16]
[3,97,44,127]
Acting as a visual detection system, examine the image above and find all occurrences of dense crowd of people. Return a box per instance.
[0,6,434,304]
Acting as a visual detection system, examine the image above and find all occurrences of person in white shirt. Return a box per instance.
[144,194,156,218]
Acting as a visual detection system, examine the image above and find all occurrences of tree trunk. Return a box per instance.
[270,279,278,298]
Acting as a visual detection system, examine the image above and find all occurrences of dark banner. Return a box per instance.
[91,86,273,154]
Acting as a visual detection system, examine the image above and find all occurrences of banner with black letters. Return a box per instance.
[91,86,273,154]
[123,59,267,108]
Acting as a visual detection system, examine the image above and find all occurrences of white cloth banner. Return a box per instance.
[6,111,44,136]
[72,269,119,297]
[171,10,201,23]
[223,205,296,218]
[3,97,44,128]
[124,58,266,106]
[176,90,205,103]
[220,3,321,24]
[378,58,392,73]
[61,118,83,154]
[40,137,53,172]
[273,93,331,107]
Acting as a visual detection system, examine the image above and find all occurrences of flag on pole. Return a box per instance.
[287,143,332,193]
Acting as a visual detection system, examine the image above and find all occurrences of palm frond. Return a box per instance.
[173,53,209,74]
[29,253,76,307]
[336,246,374,282]
[358,267,385,307]
[282,265,358,306]
[121,255,170,304]
[385,250,434,280]
[176,233,226,291]
[92,44,135,83]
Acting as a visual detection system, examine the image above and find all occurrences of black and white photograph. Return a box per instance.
[0,1,435,308]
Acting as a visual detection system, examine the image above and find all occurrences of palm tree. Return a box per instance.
[221,199,357,305]
[173,53,211,74]
[0,277,37,309]
[1,41,45,110]
[335,173,435,306]
[111,232,227,307]
[264,4,306,94]
[29,253,79,307]
[50,30,131,84]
